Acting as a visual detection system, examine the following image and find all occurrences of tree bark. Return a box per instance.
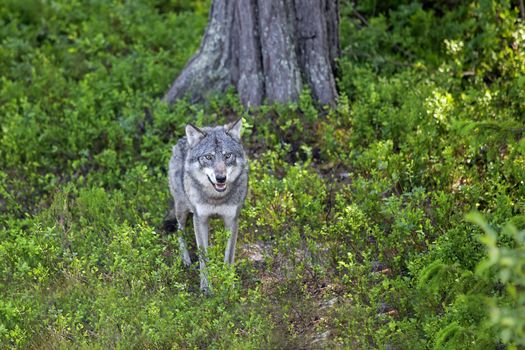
[163,0,339,107]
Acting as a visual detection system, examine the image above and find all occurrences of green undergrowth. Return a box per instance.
[1,0,525,348]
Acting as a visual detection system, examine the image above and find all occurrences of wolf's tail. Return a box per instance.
[163,200,178,233]
[163,216,178,233]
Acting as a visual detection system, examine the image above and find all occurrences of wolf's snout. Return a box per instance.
[216,174,227,183]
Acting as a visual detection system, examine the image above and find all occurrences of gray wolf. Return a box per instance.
[166,119,248,292]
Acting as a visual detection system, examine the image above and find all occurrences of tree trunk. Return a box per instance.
[163,0,339,107]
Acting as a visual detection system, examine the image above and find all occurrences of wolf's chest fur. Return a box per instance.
[194,202,239,218]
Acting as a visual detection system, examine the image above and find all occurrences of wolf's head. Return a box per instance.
[185,119,247,196]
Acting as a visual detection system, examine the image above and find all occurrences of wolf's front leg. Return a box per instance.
[224,216,239,265]
[174,210,191,267]
[193,214,211,293]
[165,208,192,267]
[178,233,192,268]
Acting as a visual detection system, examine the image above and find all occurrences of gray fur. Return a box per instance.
[167,119,248,293]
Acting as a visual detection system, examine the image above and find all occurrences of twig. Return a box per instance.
[353,10,369,26]
[324,163,342,222]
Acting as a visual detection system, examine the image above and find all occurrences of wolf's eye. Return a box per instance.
[224,153,232,159]
[204,154,213,161]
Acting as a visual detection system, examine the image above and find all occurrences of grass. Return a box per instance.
[1,0,525,348]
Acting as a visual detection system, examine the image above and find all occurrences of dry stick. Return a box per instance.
[324,163,342,223]
[353,10,369,26]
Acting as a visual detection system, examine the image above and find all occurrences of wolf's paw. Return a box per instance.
[200,278,212,296]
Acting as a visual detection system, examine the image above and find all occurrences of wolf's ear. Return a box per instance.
[186,124,206,147]
[226,118,242,141]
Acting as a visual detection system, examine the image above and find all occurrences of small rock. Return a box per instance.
[313,330,331,344]
[242,242,267,267]
[320,297,338,310]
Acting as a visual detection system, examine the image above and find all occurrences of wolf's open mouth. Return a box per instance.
[214,183,226,192]
[207,176,227,192]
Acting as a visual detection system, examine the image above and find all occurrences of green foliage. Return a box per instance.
[468,213,525,348]
[1,0,524,348]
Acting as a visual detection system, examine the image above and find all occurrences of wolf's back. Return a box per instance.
[168,137,188,200]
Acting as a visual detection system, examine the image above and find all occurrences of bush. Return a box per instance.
[1,0,524,348]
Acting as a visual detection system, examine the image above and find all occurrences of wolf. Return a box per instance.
[166,119,248,292]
